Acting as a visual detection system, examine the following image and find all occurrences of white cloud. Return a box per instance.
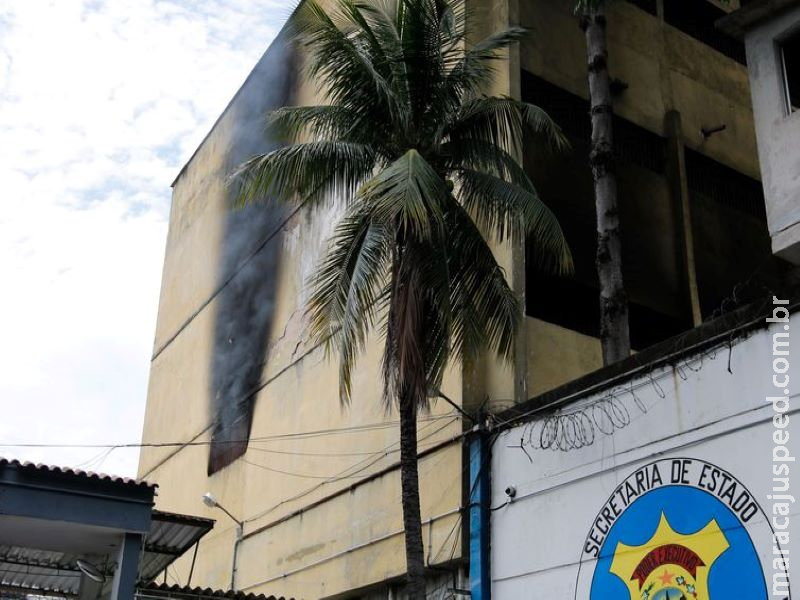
[0,0,288,476]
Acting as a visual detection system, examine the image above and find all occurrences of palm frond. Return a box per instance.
[441,138,532,187]
[307,203,393,403]
[360,149,448,241]
[267,105,358,142]
[232,141,376,208]
[456,168,572,272]
[445,201,521,361]
[292,1,405,127]
[448,96,569,155]
[441,27,527,101]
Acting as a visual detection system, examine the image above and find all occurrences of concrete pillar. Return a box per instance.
[665,110,703,327]
[463,0,528,412]
[110,533,142,600]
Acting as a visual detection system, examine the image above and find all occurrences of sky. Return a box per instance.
[0,0,289,477]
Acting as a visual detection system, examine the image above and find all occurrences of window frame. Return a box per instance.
[778,28,800,115]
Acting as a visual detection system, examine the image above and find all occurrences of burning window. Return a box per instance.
[781,31,800,113]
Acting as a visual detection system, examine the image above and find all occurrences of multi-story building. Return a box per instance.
[138,0,796,597]
[719,0,800,261]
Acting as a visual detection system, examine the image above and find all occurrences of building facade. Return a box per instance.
[491,301,799,598]
[720,0,800,262]
[138,0,796,598]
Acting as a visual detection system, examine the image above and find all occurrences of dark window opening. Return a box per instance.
[664,0,747,65]
[685,149,791,320]
[685,149,766,218]
[525,273,688,350]
[781,32,800,113]
[625,0,657,16]
[522,71,687,353]
[521,73,666,174]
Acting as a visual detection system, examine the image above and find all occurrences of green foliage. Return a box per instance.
[234,0,572,408]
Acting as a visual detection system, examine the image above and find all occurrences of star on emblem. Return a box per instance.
[657,569,675,585]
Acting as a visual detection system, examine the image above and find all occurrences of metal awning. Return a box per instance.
[136,583,293,600]
[0,511,214,598]
[139,511,215,584]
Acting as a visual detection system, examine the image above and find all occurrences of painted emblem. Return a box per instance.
[574,458,790,599]
[610,514,728,599]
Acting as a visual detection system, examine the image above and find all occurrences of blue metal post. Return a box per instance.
[110,532,143,600]
[469,432,490,600]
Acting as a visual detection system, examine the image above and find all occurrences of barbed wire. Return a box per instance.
[505,266,790,455]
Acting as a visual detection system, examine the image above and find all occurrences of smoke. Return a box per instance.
[207,34,296,474]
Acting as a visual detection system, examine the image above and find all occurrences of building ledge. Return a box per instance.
[496,293,800,429]
[717,0,800,39]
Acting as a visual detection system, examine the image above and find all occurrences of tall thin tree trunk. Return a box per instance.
[388,247,427,600]
[399,395,426,599]
[582,0,630,364]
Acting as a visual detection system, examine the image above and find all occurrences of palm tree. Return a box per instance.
[233,0,571,596]
[576,0,630,364]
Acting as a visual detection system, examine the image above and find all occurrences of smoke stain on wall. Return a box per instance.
[208,36,297,474]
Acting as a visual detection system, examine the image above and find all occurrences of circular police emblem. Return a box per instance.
[574,458,790,599]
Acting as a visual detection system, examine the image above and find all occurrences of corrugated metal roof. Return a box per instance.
[0,511,214,597]
[0,546,82,595]
[0,458,155,489]
[137,583,294,600]
[139,511,215,584]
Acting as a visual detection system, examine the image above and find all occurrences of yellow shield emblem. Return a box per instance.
[609,513,729,599]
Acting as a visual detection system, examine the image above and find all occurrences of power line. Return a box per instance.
[241,426,459,480]
[242,416,462,525]
[150,195,314,363]
[0,413,459,451]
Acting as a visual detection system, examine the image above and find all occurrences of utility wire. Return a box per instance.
[241,427,460,480]
[242,417,462,525]
[0,413,459,451]
[150,194,314,363]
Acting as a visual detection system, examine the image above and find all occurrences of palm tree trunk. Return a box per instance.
[582,0,630,365]
[399,394,426,599]
[388,246,427,600]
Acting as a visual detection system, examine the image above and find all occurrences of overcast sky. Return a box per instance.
[0,0,287,477]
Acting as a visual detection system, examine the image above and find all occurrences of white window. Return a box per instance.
[780,31,800,113]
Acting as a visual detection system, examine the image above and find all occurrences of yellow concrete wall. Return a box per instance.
[519,0,758,177]
[138,9,474,597]
[462,0,526,411]
[519,0,762,395]
[526,318,603,397]
[139,1,762,597]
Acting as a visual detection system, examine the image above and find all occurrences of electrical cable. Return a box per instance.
[242,416,462,525]
[0,413,459,451]
[241,425,460,480]
[150,193,315,363]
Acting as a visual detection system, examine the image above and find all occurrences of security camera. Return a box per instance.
[504,485,517,499]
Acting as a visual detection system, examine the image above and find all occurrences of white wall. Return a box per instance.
[745,6,800,263]
[491,310,799,598]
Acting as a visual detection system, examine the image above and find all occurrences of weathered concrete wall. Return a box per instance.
[520,0,757,176]
[492,311,799,596]
[526,318,602,397]
[139,1,773,597]
[744,5,800,263]
[138,23,466,600]
[520,0,777,397]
